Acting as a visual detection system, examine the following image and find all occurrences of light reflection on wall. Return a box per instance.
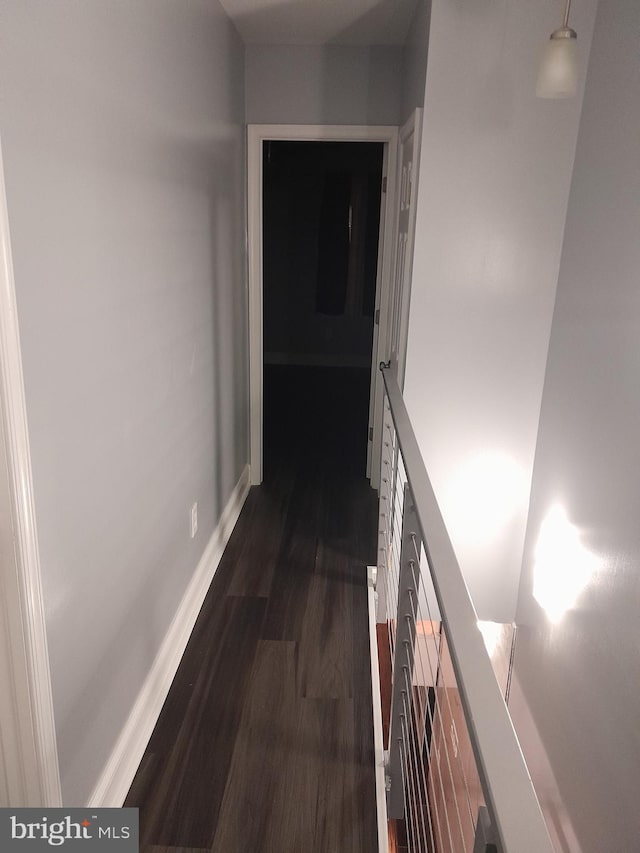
[533,504,599,623]
[478,619,502,657]
[444,451,528,545]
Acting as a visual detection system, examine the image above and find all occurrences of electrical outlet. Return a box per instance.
[190,502,198,539]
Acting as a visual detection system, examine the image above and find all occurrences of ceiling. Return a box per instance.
[219,0,419,45]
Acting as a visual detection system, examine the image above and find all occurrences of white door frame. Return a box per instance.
[247,124,399,486]
[0,139,62,806]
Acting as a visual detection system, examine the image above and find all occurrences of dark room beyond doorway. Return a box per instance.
[262,140,384,482]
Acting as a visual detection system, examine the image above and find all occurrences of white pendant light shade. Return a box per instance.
[536,30,578,98]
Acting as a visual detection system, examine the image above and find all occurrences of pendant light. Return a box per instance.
[536,0,578,98]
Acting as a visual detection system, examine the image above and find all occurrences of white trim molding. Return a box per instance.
[0,138,63,806]
[247,124,399,486]
[88,464,251,807]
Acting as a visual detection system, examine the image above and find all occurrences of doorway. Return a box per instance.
[247,125,399,487]
[262,140,383,481]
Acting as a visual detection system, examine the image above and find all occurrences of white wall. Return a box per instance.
[402,0,597,621]
[0,0,247,805]
[245,44,403,125]
[510,0,640,848]
[400,0,430,122]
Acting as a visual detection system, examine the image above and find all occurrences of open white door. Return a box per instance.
[389,108,423,381]
[368,108,423,488]
[365,145,394,480]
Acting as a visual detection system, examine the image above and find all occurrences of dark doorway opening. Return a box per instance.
[262,141,384,482]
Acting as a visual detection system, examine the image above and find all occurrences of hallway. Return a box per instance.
[126,366,379,852]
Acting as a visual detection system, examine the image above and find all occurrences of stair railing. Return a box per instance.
[377,361,553,853]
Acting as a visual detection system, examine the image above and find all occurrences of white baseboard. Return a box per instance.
[88,464,251,808]
[368,566,389,853]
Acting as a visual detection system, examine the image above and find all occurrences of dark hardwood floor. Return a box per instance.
[125,365,379,853]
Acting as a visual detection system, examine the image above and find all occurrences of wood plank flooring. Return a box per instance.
[125,366,379,852]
